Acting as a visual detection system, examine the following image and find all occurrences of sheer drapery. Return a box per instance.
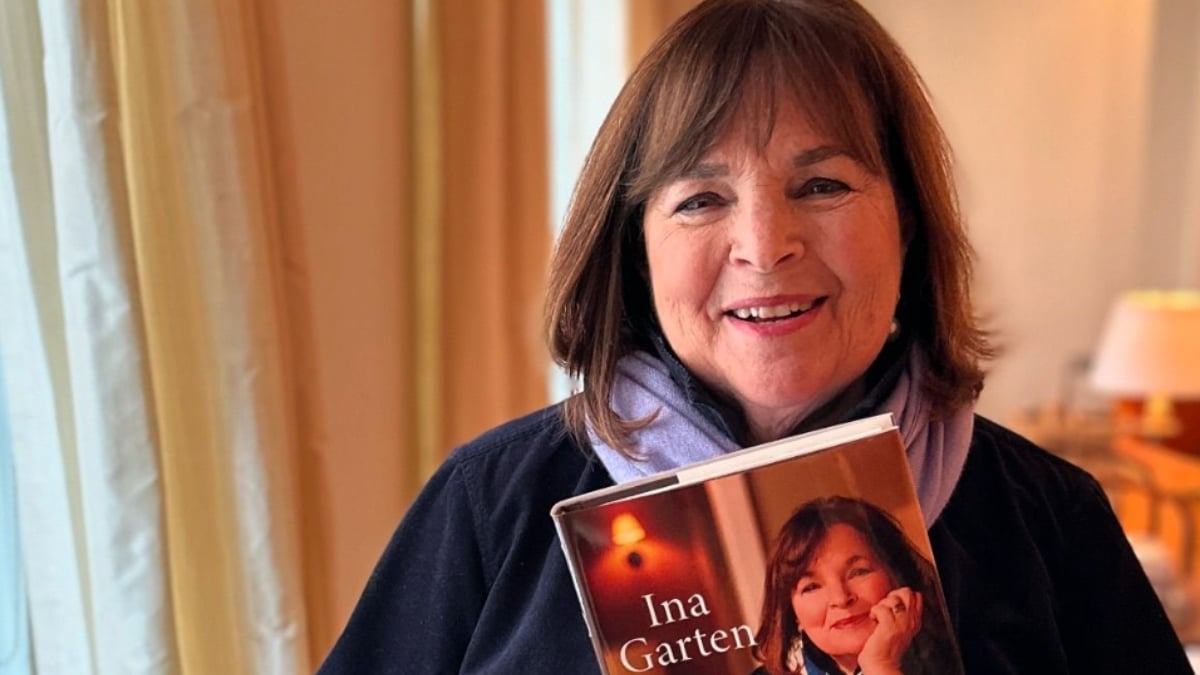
[0,0,307,673]
[2,0,555,668]
[0,362,30,675]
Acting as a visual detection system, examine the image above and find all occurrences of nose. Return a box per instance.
[728,192,803,272]
[828,581,856,608]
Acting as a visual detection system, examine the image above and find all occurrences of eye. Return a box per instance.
[848,565,874,578]
[797,581,819,594]
[795,177,850,198]
[674,192,725,214]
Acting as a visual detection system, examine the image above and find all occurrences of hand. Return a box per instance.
[857,587,923,675]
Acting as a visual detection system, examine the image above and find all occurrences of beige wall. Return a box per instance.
[616,0,1200,420]
[862,0,1200,420]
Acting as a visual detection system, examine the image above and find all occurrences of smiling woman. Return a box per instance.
[544,0,989,456]
[752,497,957,675]
[642,101,904,444]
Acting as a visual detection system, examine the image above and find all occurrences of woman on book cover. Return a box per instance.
[318,1,1193,673]
[752,497,960,675]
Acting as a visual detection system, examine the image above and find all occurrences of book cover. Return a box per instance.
[552,414,964,675]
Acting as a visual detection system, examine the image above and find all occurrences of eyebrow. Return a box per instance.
[798,553,870,579]
[675,145,851,181]
[842,554,868,568]
[793,145,850,168]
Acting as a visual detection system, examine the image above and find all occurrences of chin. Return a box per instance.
[728,371,839,417]
[818,636,869,661]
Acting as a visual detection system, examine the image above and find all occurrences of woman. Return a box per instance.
[753,496,961,675]
[319,0,1190,673]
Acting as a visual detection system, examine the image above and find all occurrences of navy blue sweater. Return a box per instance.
[318,406,1191,674]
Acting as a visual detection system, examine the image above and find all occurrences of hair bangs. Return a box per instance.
[626,0,888,206]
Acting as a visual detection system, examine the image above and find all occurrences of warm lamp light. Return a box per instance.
[1090,290,1200,439]
[610,513,646,546]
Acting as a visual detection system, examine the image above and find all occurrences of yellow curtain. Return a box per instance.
[248,0,420,661]
[250,0,551,660]
[110,1,308,673]
[434,0,551,453]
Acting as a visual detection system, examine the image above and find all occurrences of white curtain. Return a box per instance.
[1,1,175,672]
[0,0,308,673]
[0,362,30,675]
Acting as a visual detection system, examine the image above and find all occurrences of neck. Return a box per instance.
[741,379,867,445]
[833,656,859,674]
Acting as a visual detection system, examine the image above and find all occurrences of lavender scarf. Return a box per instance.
[587,351,973,524]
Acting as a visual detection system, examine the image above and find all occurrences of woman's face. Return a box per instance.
[790,523,897,664]
[642,100,902,443]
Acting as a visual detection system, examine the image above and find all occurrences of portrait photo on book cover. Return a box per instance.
[559,432,964,675]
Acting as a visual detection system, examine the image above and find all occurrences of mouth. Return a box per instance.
[725,297,826,323]
[830,613,870,630]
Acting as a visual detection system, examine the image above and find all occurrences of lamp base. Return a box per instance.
[1117,398,1200,456]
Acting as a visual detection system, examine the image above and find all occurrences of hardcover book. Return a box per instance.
[551,414,965,675]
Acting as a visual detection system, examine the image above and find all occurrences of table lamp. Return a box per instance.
[1090,290,1200,440]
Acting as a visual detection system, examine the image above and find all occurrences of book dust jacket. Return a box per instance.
[553,418,965,675]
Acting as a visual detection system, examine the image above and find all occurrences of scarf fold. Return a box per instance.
[587,350,973,524]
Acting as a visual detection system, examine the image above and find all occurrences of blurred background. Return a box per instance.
[0,0,1197,673]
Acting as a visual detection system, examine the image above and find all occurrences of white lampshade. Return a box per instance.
[1090,290,1200,398]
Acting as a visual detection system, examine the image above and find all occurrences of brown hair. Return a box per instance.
[544,0,992,452]
[753,496,949,675]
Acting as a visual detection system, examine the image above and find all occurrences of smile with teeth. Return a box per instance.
[728,298,822,322]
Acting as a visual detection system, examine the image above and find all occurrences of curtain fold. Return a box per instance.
[247,0,553,655]
[246,1,343,664]
[250,0,423,657]
[108,0,308,672]
[436,0,550,453]
[0,0,307,672]
[411,0,443,488]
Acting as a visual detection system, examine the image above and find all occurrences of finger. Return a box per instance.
[899,591,924,635]
[880,588,917,632]
[870,601,896,627]
[890,587,914,611]
[873,594,905,619]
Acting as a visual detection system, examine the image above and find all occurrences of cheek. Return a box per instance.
[842,235,901,285]
[823,202,903,289]
[791,594,824,629]
[826,234,902,323]
[645,232,721,316]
